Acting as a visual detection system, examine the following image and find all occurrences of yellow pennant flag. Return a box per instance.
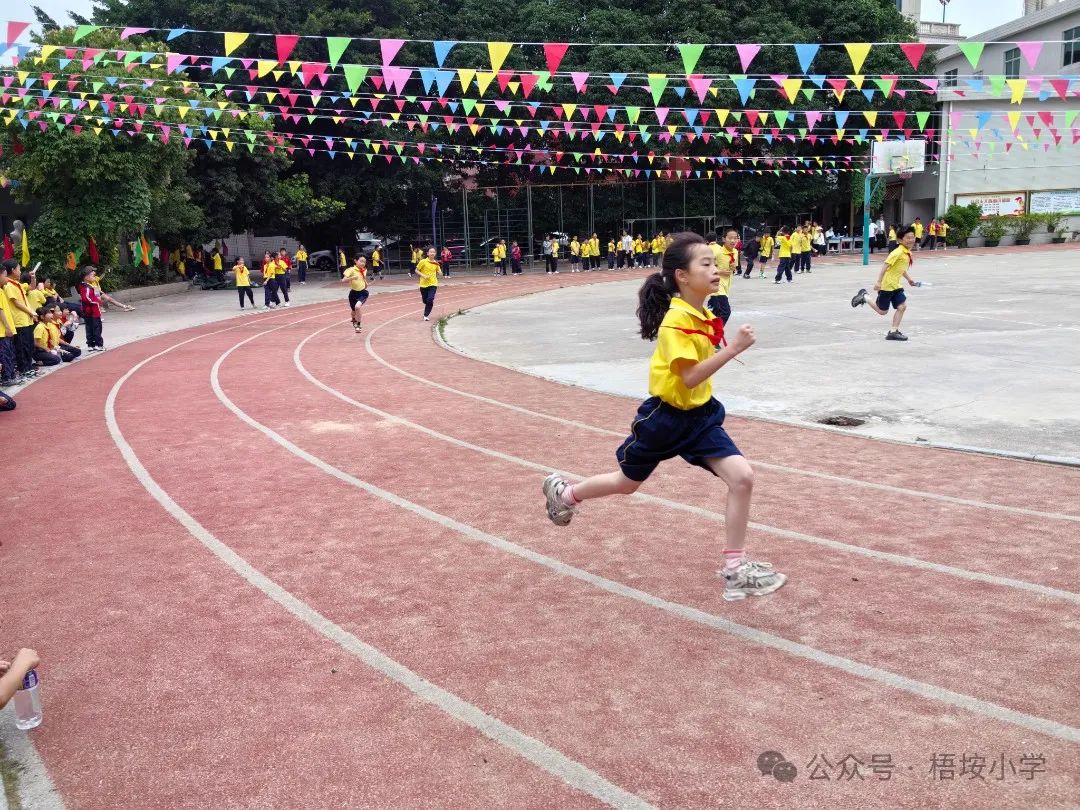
[844,43,872,73]
[487,42,513,72]
[224,32,249,56]
[1006,78,1027,104]
[457,69,476,91]
[21,228,30,266]
[475,71,496,95]
[863,111,878,127]
[257,60,275,78]
[781,79,802,103]
[847,74,865,90]
[1007,111,1022,130]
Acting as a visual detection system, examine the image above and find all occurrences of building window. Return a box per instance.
[944,68,959,87]
[1004,47,1021,79]
[1065,26,1080,67]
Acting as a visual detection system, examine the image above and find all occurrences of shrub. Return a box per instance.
[1007,213,1040,240]
[943,203,983,245]
[979,217,1008,242]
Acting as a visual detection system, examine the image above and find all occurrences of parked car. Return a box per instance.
[309,240,381,271]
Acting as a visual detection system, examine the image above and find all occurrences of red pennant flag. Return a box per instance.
[899,42,926,71]
[2,234,13,260]
[544,43,569,75]
[275,34,300,64]
[88,236,100,264]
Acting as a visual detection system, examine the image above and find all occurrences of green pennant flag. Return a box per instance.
[647,74,668,104]
[462,98,477,115]
[958,42,985,70]
[343,65,369,92]
[1065,110,1078,128]
[73,25,101,42]
[915,111,930,130]
[801,89,814,101]
[625,106,641,123]
[224,67,236,79]
[773,110,789,128]
[326,37,351,67]
[988,74,1006,96]
[677,44,705,75]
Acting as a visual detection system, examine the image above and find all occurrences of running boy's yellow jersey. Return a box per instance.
[416,257,441,287]
[570,240,580,256]
[777,235,792,258]
[759,235,773,257]
[235,265,251,286]
[344,265,368,291]
[914,222,924,238]
[650,297,719,410]
[881,246,912,291]
[371,249,381,266]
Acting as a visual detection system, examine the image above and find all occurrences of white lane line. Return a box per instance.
[0,705,65,810]
[106,310,650,810]
[292,320,1080,605]
[214,327,1080,744]
[365,315,1080,524]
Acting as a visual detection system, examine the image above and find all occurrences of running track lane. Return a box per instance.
[123,293,1078,805]
[4,276,1075,807]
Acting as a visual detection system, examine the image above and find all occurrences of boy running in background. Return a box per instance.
[742,233,760,279]
[851,226,920,342]
[774,228,793,283]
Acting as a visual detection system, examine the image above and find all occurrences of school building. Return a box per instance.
[900,0,1080,233]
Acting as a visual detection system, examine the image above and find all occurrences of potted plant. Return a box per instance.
[979,216,1007,247]
[1043,213,1069,243]
[943,202,982,248]
[1008,213,1040,245]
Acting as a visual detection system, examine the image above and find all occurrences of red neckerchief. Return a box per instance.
[663,317,727,347]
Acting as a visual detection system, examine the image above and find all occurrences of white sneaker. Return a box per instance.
[542,473,576,526]
[424,316,430,321]
[721,561,787,601]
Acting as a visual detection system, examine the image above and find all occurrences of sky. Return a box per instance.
[6,0,1027,42]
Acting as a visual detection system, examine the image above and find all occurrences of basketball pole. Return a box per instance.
[862,172,871,266]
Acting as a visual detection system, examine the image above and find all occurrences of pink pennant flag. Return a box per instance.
[1016,41,1043,70]
[917,78,938,93]
[544,43,569,75]
[120,27,150,40]
[687,75,712,103]
[570,71,589,92]
[735,44,761,71]
[276,34,300,64]
[166,53,186,74]
[1049,79,1070,99]
[380,38,405,65]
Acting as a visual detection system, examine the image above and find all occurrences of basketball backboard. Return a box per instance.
[870,140,927,177]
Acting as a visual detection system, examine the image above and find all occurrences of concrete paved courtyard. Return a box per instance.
[443,247,1080,462]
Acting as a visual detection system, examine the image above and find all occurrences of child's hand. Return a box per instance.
[730,324,756,353]
[2,648,40,675]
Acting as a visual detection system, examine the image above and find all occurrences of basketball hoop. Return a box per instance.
[890,156,912,181]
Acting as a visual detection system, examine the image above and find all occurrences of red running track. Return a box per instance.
[4,271,1079,809]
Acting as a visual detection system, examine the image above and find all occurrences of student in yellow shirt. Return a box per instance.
[937,220,949,250]
[31,307,68,368]
[338,248,348,279]
[261,251,279,309]
[27,280,49,313]
[757,231,774,279]
[234,257,255,310]
[569,236,581,272]
[887,225,898,251]
[295,244,309,284]
[912,218,924,251]
[634,235,647,267]
[549,237,560,273]
[773,228,793,283]
[707,229,739,324]
[410,245,423,278]
[46,304,80,360]
[416,247,442,321]
[212,249,223,274]
[607,238,617,270]
[3,261,37,378]
[370,245,383,279]
[0,262,22,385]
[790,226,806,274]
[276,248,293,302]
[492,239,507,276]
[589,233,601,271]
[542,232,786,601]
[851,226,920,341]
[341,256,369,333]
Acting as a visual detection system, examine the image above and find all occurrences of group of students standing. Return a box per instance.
[541,231,675,274]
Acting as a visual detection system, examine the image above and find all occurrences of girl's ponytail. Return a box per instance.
[636,231,706,340]
[637,272,675,340]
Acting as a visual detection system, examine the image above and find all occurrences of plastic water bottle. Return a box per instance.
[13,670,42,730]
[915,281,932,288]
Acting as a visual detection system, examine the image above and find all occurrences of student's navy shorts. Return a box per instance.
[707,294,731,324]
[616,396,741,482]
[348,289,369,308]
[875,288,906,310]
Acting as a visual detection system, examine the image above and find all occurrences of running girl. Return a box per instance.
[851,225,919,341]
[774,228,793,283]
[757,231,773,278]
[261,251,278,309]
[707,228,738,324]
[416,247,442,321]
[542,232,786,602]
[342,256,369,333]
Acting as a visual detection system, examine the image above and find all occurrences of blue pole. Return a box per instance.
[862,173,871,266]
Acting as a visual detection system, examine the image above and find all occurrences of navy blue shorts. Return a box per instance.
[707,295,731,324]
[875,288,906,310]
[348,289,369,308]
[616,397,741,482]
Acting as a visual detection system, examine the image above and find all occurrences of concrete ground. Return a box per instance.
[443,246,1080,462]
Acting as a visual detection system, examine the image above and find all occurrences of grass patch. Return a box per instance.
[0,740,24,810]
[437,309,467,344]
